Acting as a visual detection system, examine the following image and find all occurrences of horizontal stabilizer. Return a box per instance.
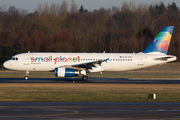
[154,57,175,61]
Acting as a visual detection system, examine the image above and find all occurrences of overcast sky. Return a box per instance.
[0,0,180,13]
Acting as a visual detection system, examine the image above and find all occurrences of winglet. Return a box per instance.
[142,26,174,54]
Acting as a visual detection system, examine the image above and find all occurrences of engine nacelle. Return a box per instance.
[55,67,79,77]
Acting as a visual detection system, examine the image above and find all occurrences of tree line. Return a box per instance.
[0,1,180,67]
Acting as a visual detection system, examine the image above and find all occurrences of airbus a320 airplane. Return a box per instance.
[3,26,177,80]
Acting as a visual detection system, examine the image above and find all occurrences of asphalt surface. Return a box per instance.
[0,102,180,120]
[0,77,180,84]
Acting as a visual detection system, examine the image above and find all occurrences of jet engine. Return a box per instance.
[55,67,79,77]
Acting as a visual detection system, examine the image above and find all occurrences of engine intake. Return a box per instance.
[55,67,79,77]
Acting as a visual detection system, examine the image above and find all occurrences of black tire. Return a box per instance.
[82,75,88,81]
[25,76,29,80]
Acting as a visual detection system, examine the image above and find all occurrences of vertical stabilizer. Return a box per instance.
[142,26,174,54]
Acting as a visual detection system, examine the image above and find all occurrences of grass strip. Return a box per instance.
[0,83,179,102]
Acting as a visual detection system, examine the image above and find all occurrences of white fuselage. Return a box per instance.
[3,52,177,72]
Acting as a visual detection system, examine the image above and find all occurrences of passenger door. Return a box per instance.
[24,54,29,65]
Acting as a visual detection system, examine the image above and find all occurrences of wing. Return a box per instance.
[61,58,109,70]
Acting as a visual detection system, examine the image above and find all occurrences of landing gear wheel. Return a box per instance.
[82,75,88,81]
[25,71,29,80]
[25,76,29,80]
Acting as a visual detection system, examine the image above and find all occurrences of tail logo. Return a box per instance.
[142,26,174,54]
[154,32,172,52]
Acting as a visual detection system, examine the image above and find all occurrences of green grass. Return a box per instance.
[0,83,180,102]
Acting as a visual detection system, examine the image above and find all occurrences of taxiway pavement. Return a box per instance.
[0,77,180,84]
[0,102,180,120]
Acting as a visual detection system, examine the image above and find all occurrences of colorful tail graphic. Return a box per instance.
[142,26,174,54]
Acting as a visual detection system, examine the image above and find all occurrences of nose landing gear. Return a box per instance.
[25,71,29,80]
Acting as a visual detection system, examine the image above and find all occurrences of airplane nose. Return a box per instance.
[3,61,7,69]
[3,61,10,70]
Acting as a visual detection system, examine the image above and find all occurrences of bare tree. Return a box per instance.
[70,0,78,13]
[20,9,28,18]
[50,2,56,15]
[60,0,68,15]
[44,2,50,15]
[56,3,61,15]
[111,6,120,15]
[8,6,18,15]
[36,3,44,15]
[121,2,129,11]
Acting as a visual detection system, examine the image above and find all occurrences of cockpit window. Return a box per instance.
[11,57,18,61]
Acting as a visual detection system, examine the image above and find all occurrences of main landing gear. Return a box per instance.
[81,70,88,81]
[82,75,88,81]
[25,71,29,80]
